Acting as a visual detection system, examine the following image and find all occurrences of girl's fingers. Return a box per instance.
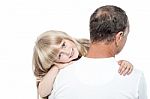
[119,63,127,75]
[127,65,133,75]
[118,60,124,73]
[118,60,123,65]
[118,60,134,76]
[119,64,127,75]
[123,66,130,76]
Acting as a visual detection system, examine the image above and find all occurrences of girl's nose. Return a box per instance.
[62,49,70,56]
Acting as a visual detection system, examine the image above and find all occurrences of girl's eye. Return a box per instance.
[62,42,66,48]
[58,53,62,59]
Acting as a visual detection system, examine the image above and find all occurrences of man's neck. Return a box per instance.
[87,42,116,58]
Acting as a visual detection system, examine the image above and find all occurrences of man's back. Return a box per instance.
[49,57,147,99]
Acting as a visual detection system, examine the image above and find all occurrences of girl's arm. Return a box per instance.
[118,60,133,76]
[38,66,59,97]
[38,62,71,98]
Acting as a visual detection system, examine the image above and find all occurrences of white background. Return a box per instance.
[0,0,149,98]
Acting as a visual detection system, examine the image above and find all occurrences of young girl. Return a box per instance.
[32,30,133,99]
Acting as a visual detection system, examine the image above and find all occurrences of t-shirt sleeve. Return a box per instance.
[138,72,147,99]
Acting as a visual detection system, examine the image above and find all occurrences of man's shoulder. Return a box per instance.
[132,68,143,75]
[128,68,144,80]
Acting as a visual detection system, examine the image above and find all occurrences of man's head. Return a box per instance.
[89,5,129,54]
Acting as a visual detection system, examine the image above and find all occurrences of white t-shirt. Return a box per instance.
[49,57,147,99]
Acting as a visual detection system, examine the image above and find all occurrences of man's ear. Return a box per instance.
[115,31,124,47]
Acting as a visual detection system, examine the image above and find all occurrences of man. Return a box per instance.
[49,5,147,99]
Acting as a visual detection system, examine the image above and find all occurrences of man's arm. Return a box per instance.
[138,72,147,99]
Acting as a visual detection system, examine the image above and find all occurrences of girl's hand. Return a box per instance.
[118,60,133,76]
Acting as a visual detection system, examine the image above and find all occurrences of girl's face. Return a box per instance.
[55,39,79,63]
